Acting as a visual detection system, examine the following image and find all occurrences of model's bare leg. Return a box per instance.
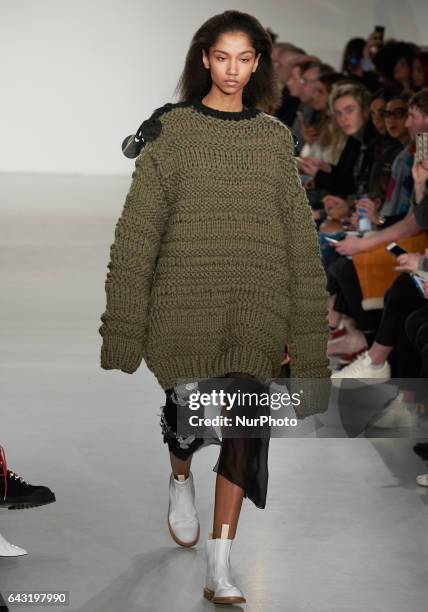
[169,452,192,479]
[212,372,253,540]
[212,474,244,539]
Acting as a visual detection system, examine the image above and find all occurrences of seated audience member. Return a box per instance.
[272,42,305,126]
[373,41,420,92]
[344,91,412,234]
[286,55,320,152]
[330,150,428,373]
[341,35,382,92]
[325,90,428,358]
[332,162,428,449]
[298,81,375,205]
[331,89,428,257]
[299,68,342,162]
[412,51,428,91]
[405,125,428,488]
[317,89,406,268]
[364,89,407,201]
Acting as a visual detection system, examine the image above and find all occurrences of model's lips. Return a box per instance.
[225,80,238,85]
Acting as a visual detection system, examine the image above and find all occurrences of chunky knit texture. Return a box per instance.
[99,99,330,390]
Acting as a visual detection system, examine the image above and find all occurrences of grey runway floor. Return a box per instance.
[1,172,427,612]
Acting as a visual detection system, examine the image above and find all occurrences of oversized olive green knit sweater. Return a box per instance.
[99,98,330,390]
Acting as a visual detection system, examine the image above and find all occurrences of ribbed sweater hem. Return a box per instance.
[144,345,282,391]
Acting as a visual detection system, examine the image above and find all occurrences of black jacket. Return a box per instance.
[314,121,378,197]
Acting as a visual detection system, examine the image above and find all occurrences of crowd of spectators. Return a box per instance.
[271,31,428,485]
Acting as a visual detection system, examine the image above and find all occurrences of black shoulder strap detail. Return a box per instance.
[150,101,189,119]
[122,102,189,158]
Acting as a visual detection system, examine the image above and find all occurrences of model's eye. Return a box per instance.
[216,56,226,61]
[241,58,250,62]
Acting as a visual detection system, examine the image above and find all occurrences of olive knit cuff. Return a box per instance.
[100,335,144,374]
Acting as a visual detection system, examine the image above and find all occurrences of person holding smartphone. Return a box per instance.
[331,146,428,386]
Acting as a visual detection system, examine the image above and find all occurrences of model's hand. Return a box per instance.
[395,252,421,273]
[332,235,364,256]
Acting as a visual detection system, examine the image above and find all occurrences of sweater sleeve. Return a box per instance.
[99,147,168,373]
[280,128,330,379]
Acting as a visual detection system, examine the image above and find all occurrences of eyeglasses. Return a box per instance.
[380,108,408,119]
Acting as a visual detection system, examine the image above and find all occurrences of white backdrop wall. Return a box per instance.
[1,0,427,176]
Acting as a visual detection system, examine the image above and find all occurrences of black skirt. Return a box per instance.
[159,372,271,509]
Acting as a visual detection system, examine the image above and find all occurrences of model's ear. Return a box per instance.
[202,49,210,70]
[252,52,261,73]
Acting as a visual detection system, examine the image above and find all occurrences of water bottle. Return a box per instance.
[358,212,372,234]
[357,193,373,235]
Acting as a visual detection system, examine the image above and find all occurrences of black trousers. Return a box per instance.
[375,274,426,378]
[159,372,270,509]
[405,303,428,378]
[326,255,382,334]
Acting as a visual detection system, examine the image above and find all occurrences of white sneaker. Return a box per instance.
[0,532,27,556]
[167,471,199,547]
[204,534,246,604]
[416,474,428,486]
[327,325,368,357]
[331,351,391,388]
[366,393,417,429]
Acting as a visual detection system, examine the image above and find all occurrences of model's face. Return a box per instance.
[405,105,428,140]
[412,59,426,88]
[311,81,329,111]
[370,98,386,135]
[287,65,303,98]
[384,99,409,142]
[299,66,320,104]
[333,94,365,135]
[202,31,260,97]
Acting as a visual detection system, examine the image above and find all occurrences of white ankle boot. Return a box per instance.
[167,471,199,547]
[0,532,27,556]
[204,534,246,604]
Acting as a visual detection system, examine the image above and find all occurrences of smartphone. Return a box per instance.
[415,133,428,163]
[325,235,346,244]
[386,242,407,257]
[374,26,385,44]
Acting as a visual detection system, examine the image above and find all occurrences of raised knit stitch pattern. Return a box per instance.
[99,101,330,390]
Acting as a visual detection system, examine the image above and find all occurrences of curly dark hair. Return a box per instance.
[373,41,420,84]
[174,10,281,110]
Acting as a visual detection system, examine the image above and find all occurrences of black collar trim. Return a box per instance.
[189,96,260,121]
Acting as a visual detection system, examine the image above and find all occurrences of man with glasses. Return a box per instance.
[294,61,335,154]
